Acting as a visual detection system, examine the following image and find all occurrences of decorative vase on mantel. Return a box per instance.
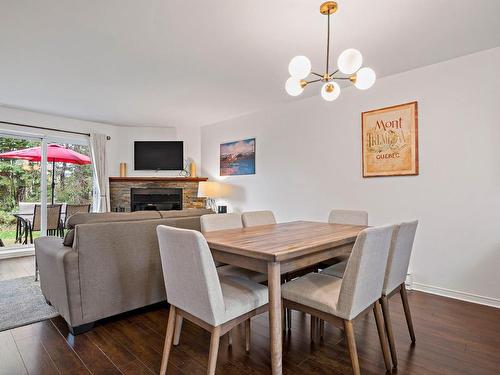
[189,161,197,177]
[119,162,127,177]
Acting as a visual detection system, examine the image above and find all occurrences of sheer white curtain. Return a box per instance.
[90,133,109,212]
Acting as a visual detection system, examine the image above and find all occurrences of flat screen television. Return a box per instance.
[134,141,184,170]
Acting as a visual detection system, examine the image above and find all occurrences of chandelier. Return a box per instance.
[285,1,376,101]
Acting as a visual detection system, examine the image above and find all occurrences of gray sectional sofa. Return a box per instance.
[35,209,213,334]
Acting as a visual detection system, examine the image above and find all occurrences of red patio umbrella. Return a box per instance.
[0,144,92,204]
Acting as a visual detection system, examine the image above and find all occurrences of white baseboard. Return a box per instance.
[0,247,35,260]
[412,282,500,308]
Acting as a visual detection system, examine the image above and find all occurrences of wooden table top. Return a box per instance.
[204,221,366,262]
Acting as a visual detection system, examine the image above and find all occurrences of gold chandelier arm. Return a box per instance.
[307,78,322,84]
[301,78,322,88]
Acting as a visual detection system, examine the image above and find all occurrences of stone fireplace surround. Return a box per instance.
[109,177,208,212]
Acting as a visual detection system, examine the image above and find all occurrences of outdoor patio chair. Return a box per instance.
[64,204,91,228]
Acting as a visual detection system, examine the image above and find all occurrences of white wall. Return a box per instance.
[112,125,200,177]
[201,47,500,307]
[0,106,201,177]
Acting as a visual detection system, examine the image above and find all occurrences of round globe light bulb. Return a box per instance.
[321,81,341,101]
[288,55,312,79]
[285,77,304,96]
[353,67,376,90]
[337,49,363,75]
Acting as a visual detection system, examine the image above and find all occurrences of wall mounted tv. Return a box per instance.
[134,141,184,170]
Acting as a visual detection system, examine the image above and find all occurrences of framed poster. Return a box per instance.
[220,138,256,176]
[362,101,418,177]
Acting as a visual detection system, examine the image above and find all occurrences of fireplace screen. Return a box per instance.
[131,188,182,211]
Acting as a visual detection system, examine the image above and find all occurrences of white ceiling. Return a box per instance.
[1,0,499,128]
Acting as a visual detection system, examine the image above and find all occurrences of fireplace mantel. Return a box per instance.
[109,176,207,212]
[109,177,208,182]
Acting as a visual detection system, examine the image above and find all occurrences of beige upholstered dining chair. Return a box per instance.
[241,210,276,227]
[328,209,369,226]
[321,220,419,368]
[200,213,267,283]
[319,208,369,275]
[282,225,395,375]
[172,213,267,349]
[200,212,243,232]
[157,225,268,375]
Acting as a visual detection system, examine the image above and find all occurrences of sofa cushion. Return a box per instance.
[63,229,75,247]
[67,211,162,229]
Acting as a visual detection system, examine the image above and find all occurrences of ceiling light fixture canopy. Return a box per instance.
[286,1,376,101]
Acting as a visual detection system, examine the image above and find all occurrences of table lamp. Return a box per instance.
[197,181,220,212]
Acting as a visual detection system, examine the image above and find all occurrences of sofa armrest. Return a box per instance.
[35,237,82,326]
[73,219,167,323]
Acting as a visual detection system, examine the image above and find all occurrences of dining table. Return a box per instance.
[204,220,366,375]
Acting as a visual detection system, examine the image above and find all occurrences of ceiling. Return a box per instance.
[1,0,499,128]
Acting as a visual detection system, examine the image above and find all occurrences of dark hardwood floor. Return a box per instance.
[1,257,499,375]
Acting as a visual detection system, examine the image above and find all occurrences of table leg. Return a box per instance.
[268,261,282,375]
[15,218,20,243]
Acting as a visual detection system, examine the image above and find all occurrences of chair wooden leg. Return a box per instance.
[173,315,183,346]
[207,326,221,375]
[245,319,251,353]
[380,296,398,367]
[373,301,392,372]
[35,255,38,282]
[284,274,292,331]
[319,319,325,339]
[160,306,177,375]
[400,283,416,343]
[310,316,317,343]
[227,329,233,347]
[281,305,286,334]
[343,320,360,375]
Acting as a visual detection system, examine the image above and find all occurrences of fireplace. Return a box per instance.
[131,188,183,211]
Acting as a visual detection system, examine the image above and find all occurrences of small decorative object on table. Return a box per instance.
[217,206,227,214]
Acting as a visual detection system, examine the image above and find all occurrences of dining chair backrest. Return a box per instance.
[241,210,276,227]
[337,225,394,320]
[32,204,62,231]
[65,204,91,226]
[200,213,243,232]
[328,209,368,226]
[157,225,226,326]
[18,202,37,215]
[383,220,418,295]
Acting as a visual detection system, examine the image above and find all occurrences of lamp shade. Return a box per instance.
[354,67,376,90]
[197,181,221,198]
[321,82,341,101]
[288,55,311,79]
[337,49,363,75]
[285,77,304,96]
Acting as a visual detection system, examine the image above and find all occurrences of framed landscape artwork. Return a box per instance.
[220,138,256,176]
[362,101,419,177]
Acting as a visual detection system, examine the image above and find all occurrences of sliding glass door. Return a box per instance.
[0,132,92,255]
[0,133,44,252]
[46,140,93,235]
